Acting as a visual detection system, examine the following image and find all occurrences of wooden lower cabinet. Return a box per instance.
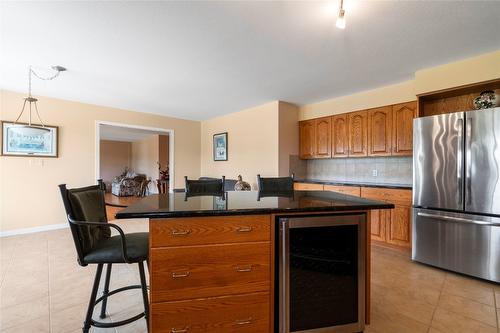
[386,205,411,248]
[361,187,412,250]
[293,182,324,191]
[323,185,361,197]
[369,209,389,243]
[151,292,270,333]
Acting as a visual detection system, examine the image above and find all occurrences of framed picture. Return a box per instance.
[1,121,58,157]
[213,132,228,161]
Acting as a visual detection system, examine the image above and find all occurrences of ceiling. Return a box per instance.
[100,124,168,142]
[1,1,499,121]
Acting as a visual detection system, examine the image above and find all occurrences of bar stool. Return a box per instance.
[58,181,149,333]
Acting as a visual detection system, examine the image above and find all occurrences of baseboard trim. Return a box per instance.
[0,223,68,237]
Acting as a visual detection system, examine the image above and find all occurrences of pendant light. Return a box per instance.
[13,65,66,132]
[336,0,346,29]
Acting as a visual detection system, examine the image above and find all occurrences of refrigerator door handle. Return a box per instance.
[416,212,500,226]
[465,119,472,205]
[457,118,463,206]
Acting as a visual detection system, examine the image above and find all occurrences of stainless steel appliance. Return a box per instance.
[413,107,500,283]
[278,214,365,333]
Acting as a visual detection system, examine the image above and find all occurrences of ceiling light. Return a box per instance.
[14,65,66,131]
[336,0,346,29]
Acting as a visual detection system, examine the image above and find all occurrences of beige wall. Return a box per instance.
[0,90,200,232]
[200,101,280,189]
[300,49,500,120]
[99,140,132,185]
[131,135,159,193]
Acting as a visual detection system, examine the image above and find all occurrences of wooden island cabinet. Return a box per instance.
[116,191,394,333]
[299,101,417,159]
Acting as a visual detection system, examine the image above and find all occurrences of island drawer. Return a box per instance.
[150,215,271,247]
[150,242,270,303]
[151,292,270,333]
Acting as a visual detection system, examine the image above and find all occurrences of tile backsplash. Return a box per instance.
[290,155,412,185]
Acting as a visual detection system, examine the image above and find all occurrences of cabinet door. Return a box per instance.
[392,101,417,156]
[314,117,332,158]
[348,111,368,157]
[332,114,349,158]
[386,205,411,248]
[299,120,315,159]
[370,209,389,242]
[368,106,392,156]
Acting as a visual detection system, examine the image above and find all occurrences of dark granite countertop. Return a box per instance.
[295,179,412,190]
[115,190,394,219]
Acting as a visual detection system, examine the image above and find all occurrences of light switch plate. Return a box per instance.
[372,169,378,177]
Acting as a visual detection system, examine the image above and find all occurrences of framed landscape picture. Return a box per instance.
[213,132,228,161]
[1,121,58,157]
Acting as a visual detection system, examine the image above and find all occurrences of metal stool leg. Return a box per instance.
[138,261,150,332]
[100,263,112,319]
[83,264,103,333]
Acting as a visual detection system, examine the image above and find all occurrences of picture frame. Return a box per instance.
[213,132,228,161]
[1,121,59,157]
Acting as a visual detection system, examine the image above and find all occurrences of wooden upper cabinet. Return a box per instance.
[332,114,349,158]
[299,120,315,159]
[368,106,392,156]
[392,101,416,156]
[314,117,332,158]
[347,111,368,157]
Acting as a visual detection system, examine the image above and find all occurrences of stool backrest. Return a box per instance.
[59,181,110,265]
[185,176,225,195]
[257,174,294,192]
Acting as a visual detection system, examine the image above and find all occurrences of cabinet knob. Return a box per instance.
[171,229,191,236]
[236,226,253,233]
[171,271,190,278]
[171,327,189,333]
[235,318,253,325]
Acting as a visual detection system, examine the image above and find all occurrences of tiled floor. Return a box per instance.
[1,219,499,333]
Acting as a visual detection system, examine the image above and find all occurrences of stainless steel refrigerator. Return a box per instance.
[412,107,500,283]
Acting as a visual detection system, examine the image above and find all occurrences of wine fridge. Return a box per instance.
[278,214,366,333]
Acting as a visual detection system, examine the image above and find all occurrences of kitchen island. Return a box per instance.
[116,190,393,333]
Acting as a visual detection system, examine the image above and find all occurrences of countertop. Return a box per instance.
[115,190,394,219]
[295,179,413,190]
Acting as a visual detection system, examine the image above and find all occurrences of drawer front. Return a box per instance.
[324,185,361,197]
[293,182,324,191]
[151,242,270,303]
[151,292,270,333]
[150,215,270,247]
[360,187,412,206]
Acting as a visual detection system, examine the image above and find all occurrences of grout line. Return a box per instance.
[0,238,17,289]
[428,272,447,331]
[47,237,52,333]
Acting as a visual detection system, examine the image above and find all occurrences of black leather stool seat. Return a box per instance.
[84,232,149,263]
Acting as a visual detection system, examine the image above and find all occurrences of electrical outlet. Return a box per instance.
[372,169,378,177]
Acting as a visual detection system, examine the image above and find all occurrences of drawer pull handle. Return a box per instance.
[235,265,252,272]
[236,226,252,233]
[172,229,191,236]
[171,327,189,333]
[235,318,252,325]
[172,271,190,278]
